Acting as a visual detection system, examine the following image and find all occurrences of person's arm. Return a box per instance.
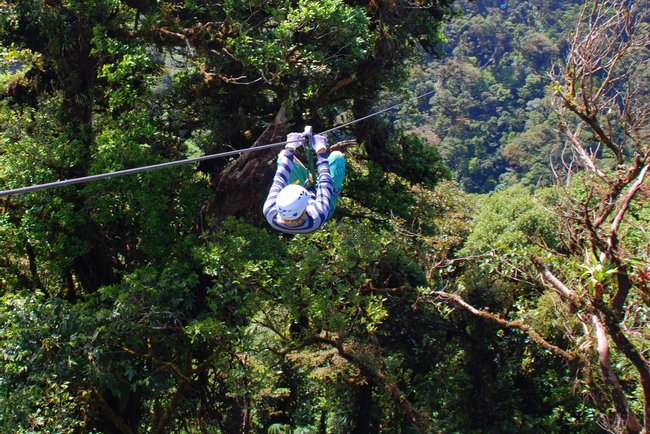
[263,148,295,224]
[309,150,333,220]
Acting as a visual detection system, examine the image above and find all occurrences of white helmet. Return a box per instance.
[276,184,309,220]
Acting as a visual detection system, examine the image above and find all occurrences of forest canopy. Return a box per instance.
[1,0,649,433]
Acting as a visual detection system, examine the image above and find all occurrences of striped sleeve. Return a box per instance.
[309,153,333,221]
[263,149,293,222]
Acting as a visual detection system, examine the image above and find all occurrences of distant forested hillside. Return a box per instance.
[407,0,584,191]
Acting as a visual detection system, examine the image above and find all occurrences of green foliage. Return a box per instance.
[276,0,372,81]
[462,185,560,254]
[405,0,583,191]
[343,137,452,239]
[387,133,451,187]
[97,46,160,113]
[0,293,85,433]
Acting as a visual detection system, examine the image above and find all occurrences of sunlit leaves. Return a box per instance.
[222,0,371,93]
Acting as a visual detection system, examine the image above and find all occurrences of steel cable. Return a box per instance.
[0,90,434,197]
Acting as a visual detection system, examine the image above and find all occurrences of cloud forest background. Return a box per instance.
[1,0,649,433]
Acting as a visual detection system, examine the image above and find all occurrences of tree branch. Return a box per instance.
[313,336,431,433]
[153,331,194,434]
[529,254,581,303]
[283,335,429,432]
[608,163,649,252]
[591,314,642,432]
[426,292,578,363]
[557,120,609,181]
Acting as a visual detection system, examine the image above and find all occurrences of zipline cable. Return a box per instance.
[0,90,435,197]
[319,92,432,135]
[0,139,298,197]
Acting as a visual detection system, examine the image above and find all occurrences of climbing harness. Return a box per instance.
[0,90,435,197]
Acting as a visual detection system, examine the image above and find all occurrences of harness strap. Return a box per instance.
[303,126,319,188]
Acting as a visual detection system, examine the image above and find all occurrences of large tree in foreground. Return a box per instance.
[1,1,458,432]
[430,1,649,432]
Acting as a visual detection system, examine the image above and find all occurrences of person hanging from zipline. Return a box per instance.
[263,128,346,234]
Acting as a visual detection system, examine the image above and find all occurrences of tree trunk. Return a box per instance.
[201,108,288,224]
[351,381,379,434]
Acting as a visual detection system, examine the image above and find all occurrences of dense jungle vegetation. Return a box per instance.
[1,0,649,433]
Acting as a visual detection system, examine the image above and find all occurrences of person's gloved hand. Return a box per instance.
[285,132,304,151]
[311,134,328,154]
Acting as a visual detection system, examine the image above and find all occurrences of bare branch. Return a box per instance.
[592,297,650,431]
[428,250,497,277]
[542,1,650,427]
[608,163,649,252]
[562,122,609,180]
[551,0,650,166]
[426,292,579,363]
[529,255,581,303]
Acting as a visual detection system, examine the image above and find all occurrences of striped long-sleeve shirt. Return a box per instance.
[263,149,333,234]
